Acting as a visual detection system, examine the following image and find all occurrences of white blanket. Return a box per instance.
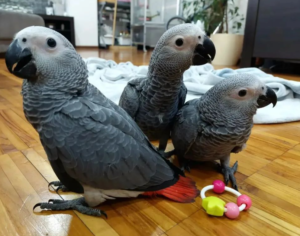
[85,57,300,124]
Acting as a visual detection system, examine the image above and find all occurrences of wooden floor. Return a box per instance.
[0,47,300,236]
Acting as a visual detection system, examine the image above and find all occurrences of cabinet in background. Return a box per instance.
[38,14,75,47]
[241,0,300,67]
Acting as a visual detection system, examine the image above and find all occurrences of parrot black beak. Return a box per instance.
[257,86,277,108]
[192,36,216,65]
[5,39,37,80]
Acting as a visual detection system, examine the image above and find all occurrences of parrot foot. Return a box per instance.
[48,181,69,193]
[179,159,191,173]
[33,197,107,218]
[220,161,238,190]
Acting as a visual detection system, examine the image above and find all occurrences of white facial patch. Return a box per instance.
[15,26,66,56]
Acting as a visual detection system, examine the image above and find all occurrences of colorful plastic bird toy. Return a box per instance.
[200,180,252,219]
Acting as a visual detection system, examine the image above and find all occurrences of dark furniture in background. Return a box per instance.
[38,14,75,47]
[240,0,300,68]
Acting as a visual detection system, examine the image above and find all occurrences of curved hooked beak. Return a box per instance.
[257,86,277,108]
[193,36,216,65]
[5,39,37,80]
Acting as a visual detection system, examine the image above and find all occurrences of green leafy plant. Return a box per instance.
[228,4,245,34]
[182,0,245,35]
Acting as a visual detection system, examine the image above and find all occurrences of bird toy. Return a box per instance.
[200,180,252,219]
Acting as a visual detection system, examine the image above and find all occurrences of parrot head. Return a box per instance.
[148,23,216,78]
[200,74,277,118]
[5,26,87,90]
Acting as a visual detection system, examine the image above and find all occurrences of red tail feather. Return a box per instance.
[142,176,199,203]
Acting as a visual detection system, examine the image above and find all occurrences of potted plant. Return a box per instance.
[182,0,245,66]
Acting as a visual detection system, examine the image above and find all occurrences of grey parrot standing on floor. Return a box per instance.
[169,74,277,190]
[119,24,216,155]
[5,26,200,217]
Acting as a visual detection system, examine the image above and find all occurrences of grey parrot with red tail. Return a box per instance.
[5,26,200,217]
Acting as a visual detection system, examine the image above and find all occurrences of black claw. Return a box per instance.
[48,181,60,189]
[48,199,54,204]
[233,184,238,191]
[158,150,172,159]
[181,164,191,173]
[163,150,175,159]
[179,159,191,173]
[86,208,107,218]
[185,164,191,173]
[55,186,63,193]
[57,186,69,192]
[48,199,65,204]
[33,203,42,211]
[102,211,108,218]
[48,181,69,193]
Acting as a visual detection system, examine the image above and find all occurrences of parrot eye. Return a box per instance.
[47,38,57,48]
[175,38,184,47]
[238,89,247,97]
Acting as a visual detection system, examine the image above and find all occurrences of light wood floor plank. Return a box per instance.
[0,88,23,108]
[245,173,300,208]
[240,182,300,223]
[0,114,28,150]
[0,154,67,236]
[0,198,19,236]
[0,128,18,154]
[0,109,40,147]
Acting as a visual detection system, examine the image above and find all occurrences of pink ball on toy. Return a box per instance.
[225,203,240,219]
[213,180,225,194]
[237,194,252,210]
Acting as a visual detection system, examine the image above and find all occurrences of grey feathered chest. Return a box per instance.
[186,122,253,161]
[22,84,62,128]
[133,76,186,141]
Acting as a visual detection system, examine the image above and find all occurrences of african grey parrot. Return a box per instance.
[5,26,199,217]
[169,74,277,190]
[119,24,216,156]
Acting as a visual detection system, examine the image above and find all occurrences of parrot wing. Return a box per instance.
[171,99,202,157]
[119,77,145,119]
[40,85,179,192]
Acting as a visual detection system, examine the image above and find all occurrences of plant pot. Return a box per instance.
[210,33,244,66]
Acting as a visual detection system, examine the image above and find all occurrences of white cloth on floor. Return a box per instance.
[84,57,300,124]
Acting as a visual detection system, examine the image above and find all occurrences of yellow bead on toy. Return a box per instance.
[202,196,225,216]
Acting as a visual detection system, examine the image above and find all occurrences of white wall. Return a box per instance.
[66,0,98,46]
